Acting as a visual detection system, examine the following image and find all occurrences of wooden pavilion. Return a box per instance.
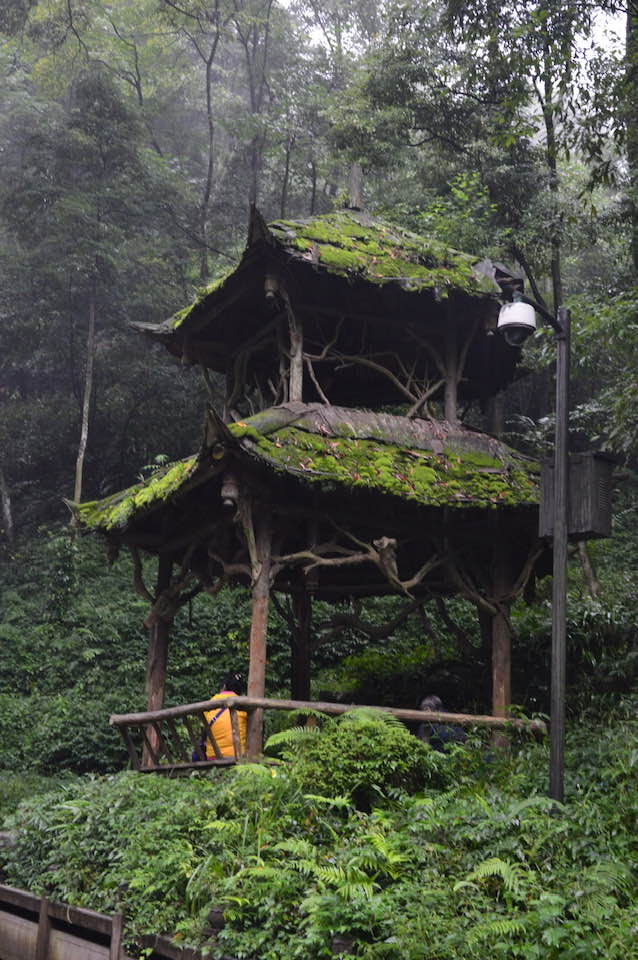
[75,206,548,756]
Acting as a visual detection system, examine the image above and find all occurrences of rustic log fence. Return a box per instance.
[0,884,208,960]
[110,696,546,774]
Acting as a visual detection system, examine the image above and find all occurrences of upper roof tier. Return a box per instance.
[133,209,525,411]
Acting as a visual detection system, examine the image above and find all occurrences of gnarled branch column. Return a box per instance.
[246,508,273,757]
[143,553,173,765]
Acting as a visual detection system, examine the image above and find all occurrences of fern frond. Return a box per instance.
[466,857,527,899]
[203,819,242,836]
[580,860,632,894]
[313,864,349,885]
[264,725,321,752]
[338,707,403,728]
[571,860,632,916]
[235,864,286,883]
[273,838,318,861]
[337,881,378,901]
[467,915,527,944]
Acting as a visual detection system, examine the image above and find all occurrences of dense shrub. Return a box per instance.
[266,709,448,808]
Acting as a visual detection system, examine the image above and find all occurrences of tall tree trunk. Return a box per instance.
[73,280,97,506]
[541,37,563,308]
[291,588,312,700]
[577,540,601,599]
[627,6,638,275]
[309,159,317,215]
[234,0,274,209]
[486,392,505,439]
[199,45,219,280]
[280,134,294,218]
[0,465,14,544]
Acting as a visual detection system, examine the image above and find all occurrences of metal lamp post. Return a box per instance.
[498,295,571,803]
[547,306,570,803]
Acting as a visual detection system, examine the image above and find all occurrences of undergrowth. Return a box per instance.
[2,701,637,960]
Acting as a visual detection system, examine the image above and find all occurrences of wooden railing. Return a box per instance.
[110,696,546,774]
[0,883,125,960]
[0,883,209,960]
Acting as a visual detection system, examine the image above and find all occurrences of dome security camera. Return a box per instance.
[497,301,537,347]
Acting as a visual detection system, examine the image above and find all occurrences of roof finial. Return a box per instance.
[347,163,363,210]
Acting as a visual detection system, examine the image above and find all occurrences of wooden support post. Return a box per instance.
[143,553,173,766]
[291,587,312,701]
[246,512,272,757]
[35,899,51,960]
[110,912,124,960]
[286,292,304,402]
[444,313,459,423]
[491,539,511,749]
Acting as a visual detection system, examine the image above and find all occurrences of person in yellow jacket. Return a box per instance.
[203,672,247,759]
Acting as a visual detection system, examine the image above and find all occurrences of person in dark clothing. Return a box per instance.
[416,694,467,752]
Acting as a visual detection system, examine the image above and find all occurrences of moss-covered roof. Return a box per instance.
[75,404,539,535]
[267,211,499,292]
[165,209,502,334]
[74,456,199,532]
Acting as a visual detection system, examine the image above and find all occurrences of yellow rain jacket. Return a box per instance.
[203,691,247,758]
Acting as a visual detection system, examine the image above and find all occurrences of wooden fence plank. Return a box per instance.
[119,726,141,772]
[141,758,235,773]
[166,719,190,763]
[182,715,206,761]
[0,885,212,960]
[229,709,242,759]
[140,725,162,767]
[0,883,41,913]
[150,721,171,763]
[199,712,223,760]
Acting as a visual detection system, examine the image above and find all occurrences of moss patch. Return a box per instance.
[268,210,499,295]
[75,457,198,531]
[75,409,539,536]
[162,210,502,340]
[170,269,234,330]
[243,426,539,508]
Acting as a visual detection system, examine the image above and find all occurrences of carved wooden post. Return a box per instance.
[246,511,272,757]
[143,553,172,765]
[291,587,312,700]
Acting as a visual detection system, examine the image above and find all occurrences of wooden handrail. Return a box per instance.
[0,883,125,959]
[0,883,209,959]
[111,696,546,733]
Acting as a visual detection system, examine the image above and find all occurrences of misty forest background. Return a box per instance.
[2,0,638,774]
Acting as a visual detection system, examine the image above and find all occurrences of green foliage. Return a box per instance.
[266,708,448,809]
[2,700,638,959]
[0,530,294,774]
[0,771,77,821]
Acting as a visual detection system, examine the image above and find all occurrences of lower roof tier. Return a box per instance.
[76,403,540,537]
